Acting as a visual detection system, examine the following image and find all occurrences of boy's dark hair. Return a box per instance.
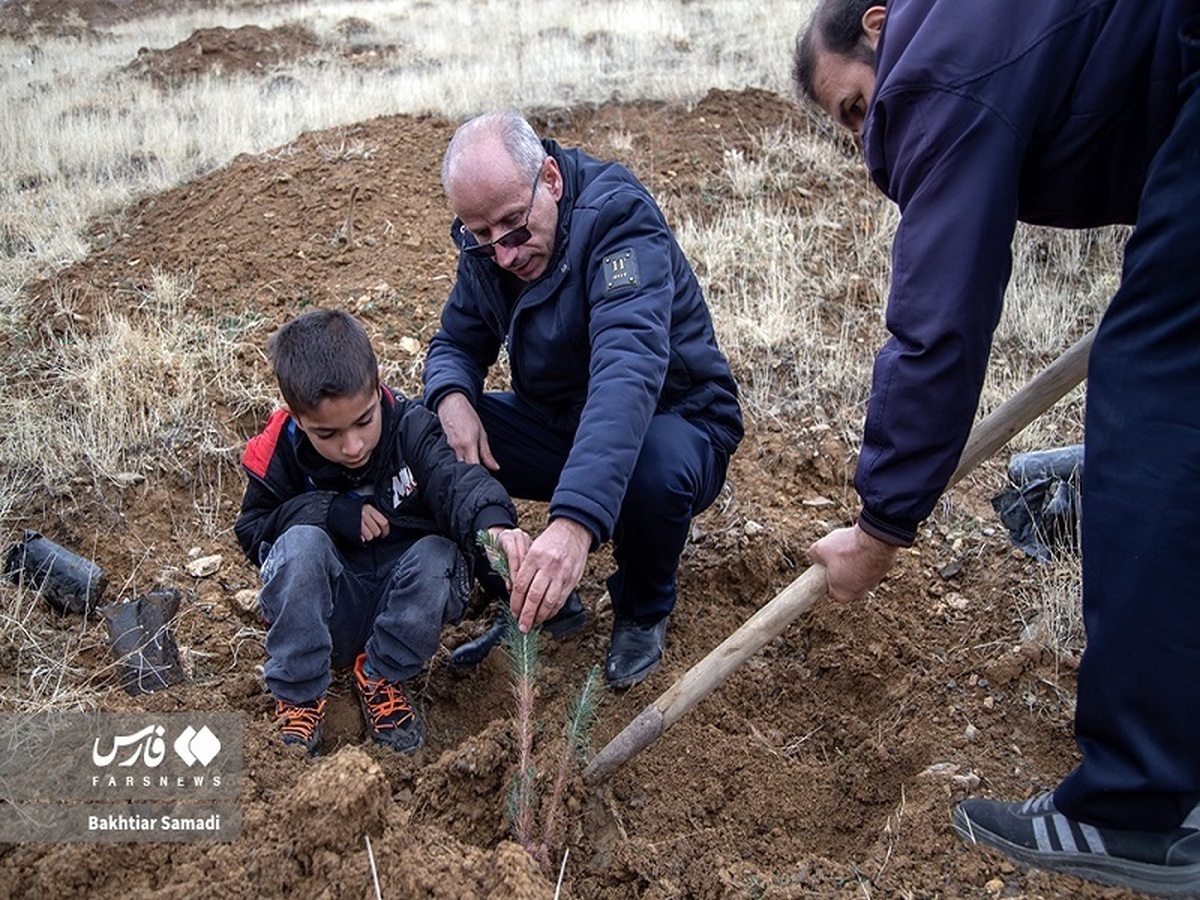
[267,309,379,414]
[793,0,885,103]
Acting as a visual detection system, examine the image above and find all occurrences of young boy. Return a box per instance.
[235,309,530,756]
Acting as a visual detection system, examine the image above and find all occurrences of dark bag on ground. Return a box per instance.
[3,530,108,616]
[991,444,1084,562]
[101,588,185,694]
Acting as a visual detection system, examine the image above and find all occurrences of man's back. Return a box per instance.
[867,0,1194,226]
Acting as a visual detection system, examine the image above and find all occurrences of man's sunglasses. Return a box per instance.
[461,176,540,260]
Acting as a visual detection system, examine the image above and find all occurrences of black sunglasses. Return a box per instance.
[461,176,540,259]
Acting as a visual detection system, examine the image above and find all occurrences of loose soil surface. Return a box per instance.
[2,6,1135,899]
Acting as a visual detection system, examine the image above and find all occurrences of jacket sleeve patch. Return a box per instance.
[603,248,640,292]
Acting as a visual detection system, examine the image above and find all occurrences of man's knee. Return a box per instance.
[627,421,717,513]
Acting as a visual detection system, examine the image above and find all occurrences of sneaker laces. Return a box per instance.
[1019,792,1058,816]
[275,697,326,742]
[357,663,415,731]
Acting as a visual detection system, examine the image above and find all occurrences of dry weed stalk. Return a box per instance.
[476,530,602,875]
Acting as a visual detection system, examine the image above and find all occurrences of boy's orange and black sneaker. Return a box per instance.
[353,653,424,754]
[274,696,326,756]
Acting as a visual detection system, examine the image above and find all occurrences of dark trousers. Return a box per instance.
[476,392,729,623]
[1055,22,1200,831]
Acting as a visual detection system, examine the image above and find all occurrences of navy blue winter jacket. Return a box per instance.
[423,141,743,546]
[856,0,1197,545]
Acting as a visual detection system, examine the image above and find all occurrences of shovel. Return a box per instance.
[583,326,1096,784]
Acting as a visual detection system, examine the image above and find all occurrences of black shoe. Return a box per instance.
[448,615,508,669]
[542,590,588,640]
[953,792,1200,896]
[605,617,668,689]
[448,591,587,669]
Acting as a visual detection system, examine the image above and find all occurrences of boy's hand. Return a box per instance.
[486,526,531,583]
[361,503,391,543]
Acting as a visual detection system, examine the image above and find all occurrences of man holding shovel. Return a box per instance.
[795,0,1200,893]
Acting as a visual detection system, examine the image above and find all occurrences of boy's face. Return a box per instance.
[292,385,381,470]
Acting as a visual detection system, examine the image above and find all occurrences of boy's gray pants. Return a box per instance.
[257,525,469,704]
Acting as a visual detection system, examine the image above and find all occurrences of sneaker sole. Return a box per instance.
[953,806,1200,896]
[281,732,321,757]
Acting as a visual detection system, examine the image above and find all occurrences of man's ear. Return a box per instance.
[543,155,564,202]
[862,5,887,49]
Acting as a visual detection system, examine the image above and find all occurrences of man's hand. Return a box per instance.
[361,503,391,543]
[510,517,590,632]
[807,523,899,603]
[437,391,498,470]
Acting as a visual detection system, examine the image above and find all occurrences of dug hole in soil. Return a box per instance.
[0,10,1132,900]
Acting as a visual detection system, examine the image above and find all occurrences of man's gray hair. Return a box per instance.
[441,110,547,190]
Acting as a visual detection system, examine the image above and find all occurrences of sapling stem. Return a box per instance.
[476,529,601,876]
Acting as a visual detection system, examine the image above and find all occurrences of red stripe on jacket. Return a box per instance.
[243,409,291,479]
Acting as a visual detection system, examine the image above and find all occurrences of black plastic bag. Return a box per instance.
[101,588,185,694]
[991,444,1084,562]
[3,530,108,616]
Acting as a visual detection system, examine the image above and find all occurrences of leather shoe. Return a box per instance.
[448,591,587,669]
[541,590,587,640]
[605,617,668,689]
[447,615,507,669]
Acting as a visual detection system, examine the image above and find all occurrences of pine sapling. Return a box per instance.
[478,530,544,866]
[476,529,603,876]
[502,614,545,870]
[540,663,603,857]
[476,528,511,583]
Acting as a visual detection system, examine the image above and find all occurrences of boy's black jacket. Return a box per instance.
[234,385,517,567]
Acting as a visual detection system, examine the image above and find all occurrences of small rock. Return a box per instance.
[919,761,960,778]
[186,554,223,577]
[233,589,260,615]
[952,772,981,791]
[985,877,1005,892]
[743,520,764,536]
[938,560,963,578]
